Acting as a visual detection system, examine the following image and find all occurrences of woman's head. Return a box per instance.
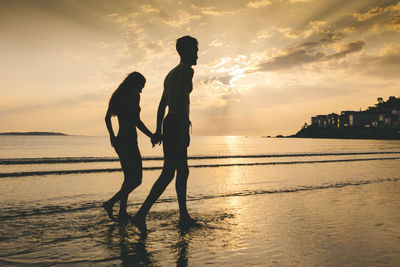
[108,71,146,116]
[120,71,146,93]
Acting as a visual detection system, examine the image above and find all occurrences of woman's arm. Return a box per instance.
[105,107,116,147]
[137,117,153,139]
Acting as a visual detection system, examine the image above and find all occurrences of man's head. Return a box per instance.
[176,36,198,66]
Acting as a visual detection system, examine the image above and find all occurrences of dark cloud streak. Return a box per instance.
[249,38,365,73]
[0,93,106,117]
[325,40,365,60]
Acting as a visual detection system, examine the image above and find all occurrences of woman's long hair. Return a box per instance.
[108,72,146,116]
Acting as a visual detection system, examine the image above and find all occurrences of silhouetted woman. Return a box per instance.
[102,71,154,222]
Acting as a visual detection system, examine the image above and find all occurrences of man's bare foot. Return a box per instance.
[102,202,114,220]
[131,215,147,233]
[179,216,199,229]
[116,213,131,223]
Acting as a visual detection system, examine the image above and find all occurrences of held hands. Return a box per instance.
[151,132,162,147]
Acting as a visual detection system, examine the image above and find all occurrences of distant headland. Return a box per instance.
[0,131,68,136]
[292,96,400,140]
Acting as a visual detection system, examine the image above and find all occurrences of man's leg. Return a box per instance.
[176,152,191,222]
[137,163,175,217]
[131,161,176,231]
[132,113,178,232]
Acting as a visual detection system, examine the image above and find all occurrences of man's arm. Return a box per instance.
[154,93,167,144]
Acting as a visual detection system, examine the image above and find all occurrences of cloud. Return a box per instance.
[256,29,272,39]
[93,41,110,49]
[162,10,201,27]
[146,40,164,53]
[193,73,244,118]
[385,7,400,31]
[352,43,400,79]
[202,75,235,87]
[353,6,384,22]
[0,93,106,117]
[351,2,400,32]
[209,39,223,47]
[191,5,241,16]
[353,2,400,21]
[140,4,159,13]
[248,34,364,72]
[253,46,325,72]
[325,40,365,60]
[273,20,331,40]
[242,19,366,73]
[277,27,313,39]
[289,0,313,2]
[247,0,271,9]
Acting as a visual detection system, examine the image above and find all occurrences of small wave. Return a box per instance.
[188,177,400,201]
[1,177,399,221]
[0,156,399,178]
[1,151,400,165]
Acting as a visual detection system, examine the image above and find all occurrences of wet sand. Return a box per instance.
[1,136,400,265]
[1,167,400,266]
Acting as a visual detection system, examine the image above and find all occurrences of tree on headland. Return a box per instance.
[368,96,400,113]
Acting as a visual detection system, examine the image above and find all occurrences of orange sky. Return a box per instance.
[1,0,399,136]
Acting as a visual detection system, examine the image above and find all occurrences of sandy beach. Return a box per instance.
[1,136,400,266]
[1,159,400,265]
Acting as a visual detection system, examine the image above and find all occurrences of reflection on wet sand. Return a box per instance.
[106,223,156,266]
[103,209,237,266]
[174,230,190,267]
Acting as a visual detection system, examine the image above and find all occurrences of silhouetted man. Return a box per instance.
[132,36,198,232]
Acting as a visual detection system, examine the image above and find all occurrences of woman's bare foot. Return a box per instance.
[102,202,114,220]
[131,215,147,233]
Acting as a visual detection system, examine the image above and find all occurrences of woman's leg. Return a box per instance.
[105,184,125,206]
[103,141,141,220]
[102,154,126,220]
[103,144,128,207]
[102,175,126,220]
[117,148,142,219]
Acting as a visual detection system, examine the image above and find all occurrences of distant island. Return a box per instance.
[0,131,68,136]
[292,96,400,140]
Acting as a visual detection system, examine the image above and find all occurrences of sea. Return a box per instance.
[0,135,399,266]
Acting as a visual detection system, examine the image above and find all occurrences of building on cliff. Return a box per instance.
[311,109,399,129]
